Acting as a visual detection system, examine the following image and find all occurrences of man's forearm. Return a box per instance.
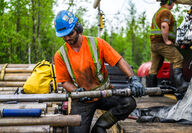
[116,58,134,78]
[62,81,77,92]
[161,22,172,45]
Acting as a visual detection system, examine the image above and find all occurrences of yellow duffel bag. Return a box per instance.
[23,60,58,94]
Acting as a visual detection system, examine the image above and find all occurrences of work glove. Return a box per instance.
[129,76,145,97]
[74,88,93,102]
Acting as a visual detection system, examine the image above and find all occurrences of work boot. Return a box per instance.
[173,68,189,93]
[91,111,118,133]
[146,74,157,87]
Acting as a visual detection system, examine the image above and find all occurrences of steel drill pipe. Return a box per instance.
[0,82,62,87]
[0,64,35,68]
[0,87,173,103]
[0,81,25,87]
[0,115,81,126]
[0,87,63,91]
[0,125,51,133]
[2,75,30,81]
[0,87,24,91]
[0,103,47,112]
[0,93,68,102]
[0,68,33,73]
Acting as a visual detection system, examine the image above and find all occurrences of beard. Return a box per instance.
[65,33,79,46]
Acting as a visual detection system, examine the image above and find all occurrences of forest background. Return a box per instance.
[0,0,188,72]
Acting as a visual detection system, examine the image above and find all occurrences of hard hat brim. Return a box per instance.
[56,17,78,37]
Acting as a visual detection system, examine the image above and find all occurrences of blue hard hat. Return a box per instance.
[54,10,78,37]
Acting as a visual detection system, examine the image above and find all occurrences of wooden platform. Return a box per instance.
[113,96,192,133]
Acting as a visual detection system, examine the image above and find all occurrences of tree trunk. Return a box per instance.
[16,0,22,61]
[27,6,31,64]
[16,0,20,33]
[31,0,36,63]
[0,0,5,16]
[28,43,31,64]
[37,0,40,39]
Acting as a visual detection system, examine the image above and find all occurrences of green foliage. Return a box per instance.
[0,0,58,64]
[84,25,98,37]
[118,1,151,72]
[0,0,188,74]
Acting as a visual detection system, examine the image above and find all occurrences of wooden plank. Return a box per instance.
[136,96,177,108]
[118,119,192,133]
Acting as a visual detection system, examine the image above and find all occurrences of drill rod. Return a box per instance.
[0,87,173,103]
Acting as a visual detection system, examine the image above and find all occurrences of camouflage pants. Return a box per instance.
[149,42,184,75]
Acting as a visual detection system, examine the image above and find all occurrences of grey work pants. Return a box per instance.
[68,95,136,133]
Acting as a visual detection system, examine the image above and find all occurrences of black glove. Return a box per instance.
[74,88,93,102]
[130,76,145,97]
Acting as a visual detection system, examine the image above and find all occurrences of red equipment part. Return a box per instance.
[137,61,170,79]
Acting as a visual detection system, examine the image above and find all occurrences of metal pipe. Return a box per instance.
[0,115,81,126]
[4,73,31,76]
[0,93,68,102]
[0,91,15,95]
[0,87,172,103]
[0,125,50,133]
[1,109,42,117]
[0,87,23,91]
[0,87,63,91]
[0,64,35,68]
[0,81,25,87]
[93,0,101,9]
[2,75,30,81]
[0,103,47,112]
[0,68,33,73]
[0,82,62,87]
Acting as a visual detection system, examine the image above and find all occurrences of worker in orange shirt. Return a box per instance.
[54,10,145,133]
[147,0,188,95]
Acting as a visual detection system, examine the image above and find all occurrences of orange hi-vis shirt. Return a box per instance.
[54,35,122,91]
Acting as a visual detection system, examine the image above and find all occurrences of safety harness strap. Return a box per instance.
[59,45,78,87]
[93,76,110,91]
[51,64,58,93]
[87,36,104,83]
